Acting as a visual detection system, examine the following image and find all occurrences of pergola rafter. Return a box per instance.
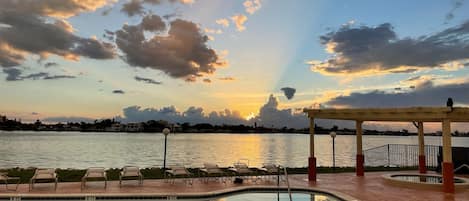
[303,106,465,193]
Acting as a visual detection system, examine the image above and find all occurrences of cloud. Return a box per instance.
[0,0,114,19]
[326,80,469,108]
[231,14,248,32]
[0,12,116,68]
[44,62,59,68]
[203,78,211,83]
[248,94,308,128]
[3,68,22,81]
[2,68,76,81]
[42,116,95,123]
[218,76,235,81]
[310,22,469,76]
[280,87,296,100]
[116,105,246,125]
[121,0,193,16]
[121,0,144,16]
[141,14,166,31]
[115,15,227,81]
[113,89,125,94]
[204,28,223,34]
[43,75,76,80]
[135,76,162,84]
[445,0,464,23]
[243,0,261,15]
[216,18,229,27]
[31,112,39,115]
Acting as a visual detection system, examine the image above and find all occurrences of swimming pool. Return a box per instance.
[0,188,350,201]
[213,192,343,201]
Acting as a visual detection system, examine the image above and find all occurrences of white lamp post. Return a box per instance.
[330,131,337,171]
[162,128,170,170]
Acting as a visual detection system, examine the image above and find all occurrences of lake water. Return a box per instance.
[0,131,468,169]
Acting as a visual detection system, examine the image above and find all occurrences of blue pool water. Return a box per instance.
[214,192,343,201]
[17,192,344,201]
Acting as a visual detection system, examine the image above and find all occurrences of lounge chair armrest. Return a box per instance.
[165,169,174,175]
[199,169,209,174]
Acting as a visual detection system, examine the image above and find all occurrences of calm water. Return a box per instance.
[0,131,468,169]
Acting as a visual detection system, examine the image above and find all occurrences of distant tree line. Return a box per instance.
[1,115,468,136]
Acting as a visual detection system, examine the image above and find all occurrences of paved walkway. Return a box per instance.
[0,171,468,201]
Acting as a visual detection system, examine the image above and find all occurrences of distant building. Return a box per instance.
[0,115,6,123]
[125,123,144,132]
[105,123,124,132]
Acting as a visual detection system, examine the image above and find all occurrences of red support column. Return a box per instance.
[418,155,426,174]
[443,162,454,193]
[308,157,317,181]
[442,119,454,193]
[356,154,364,176]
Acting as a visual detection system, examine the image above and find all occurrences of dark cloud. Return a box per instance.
[22,72,49,80]
[0,12,116,68]
[113,90,125,94]
[43,116,95,123]
[0,0,112,18]
[2,68,76,81]
[44,62,59,68]
[445,0,465,23]
[43,75,76,80]
[115,15,226,81]
[31,112,39,115]
[141,14,166,31]
[280,87,296,100]
[311,22,469,75]
[3,68,22,81]
[121,0,144,16]
[134,76,162,84]
[326,81,469,108]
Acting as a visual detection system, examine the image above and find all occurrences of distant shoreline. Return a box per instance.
[1,129,468,137]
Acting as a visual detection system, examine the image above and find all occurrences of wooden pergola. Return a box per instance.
[304,107,469,193]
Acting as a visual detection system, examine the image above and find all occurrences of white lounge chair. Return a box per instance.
[165,165,193,185]
[119,166,143,187]
[81,167,107,189]
[0,172,19,191]
[200,163,227,183]
[29,168,58,191]
[229,161,257,183]
[259,163,282,181]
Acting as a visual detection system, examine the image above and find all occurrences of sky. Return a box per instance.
[1,0,469,131]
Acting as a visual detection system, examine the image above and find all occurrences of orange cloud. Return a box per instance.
[216,18,230,27]
[243,0,261,14]
[0,0,115,18]
[231,14,248,31]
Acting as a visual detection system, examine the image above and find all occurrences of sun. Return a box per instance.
[245,112,256,120]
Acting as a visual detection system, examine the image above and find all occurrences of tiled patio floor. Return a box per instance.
[0,171,468,201]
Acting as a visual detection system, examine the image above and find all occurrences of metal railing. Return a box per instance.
[364,144,439,168]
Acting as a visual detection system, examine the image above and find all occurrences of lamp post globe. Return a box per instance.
[329,131,337,138]
[162,128,171,170]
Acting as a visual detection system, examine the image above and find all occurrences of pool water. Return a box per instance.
[16,192,344,201]
[214,192,342,201]
[390,175,466,184]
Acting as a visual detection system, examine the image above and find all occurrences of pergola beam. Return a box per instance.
[304,107,469,122]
